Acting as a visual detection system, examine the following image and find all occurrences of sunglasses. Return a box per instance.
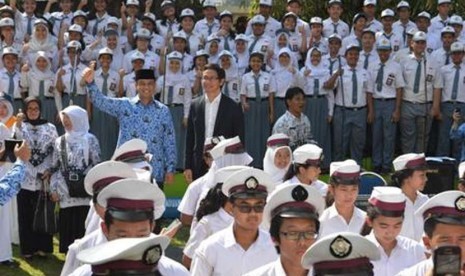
[280,231,318,241]
[234,203,265,213]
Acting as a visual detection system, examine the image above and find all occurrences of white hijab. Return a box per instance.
[304,47,327,76]
[263,145,292,183]
[0,98,14,124]
[60,105,91,165]
[30,51,54,81]
[29,22,56,52]
[219,51,238,82]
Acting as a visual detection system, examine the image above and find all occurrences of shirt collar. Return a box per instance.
[205,92,221,104]
[129,95,159,107]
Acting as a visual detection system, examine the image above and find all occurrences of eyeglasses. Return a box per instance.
[234,203,265,213]
[280,231,318,241]
[201,76,219,81]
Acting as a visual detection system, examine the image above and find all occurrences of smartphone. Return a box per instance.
[0,139,23,162]
[433,245,462,276]
[165,218,182,232]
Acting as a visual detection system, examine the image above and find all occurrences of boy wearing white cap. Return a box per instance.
[430,26,456,67]
[121,51,145,98]
[247,15,274,59]
[362,0,383,33]
[319,160,366,238]
[392,153,429,242]
[322,0,350,38]
[414,12,442,54]
[393,1,416,48]
[283,143,328,198]
[122,28,160,74]
[191,167,277,276]
[246,183,324,276]
[398,31,439,153]
[429,0,452,36]
[245,0,281,39]
[193,0,220,40]
[376,9,402,52]
[0,47,21,111]
[397,190,465,275]
[363,186,426,276]
[301,232,380,275]
[368,38,404,174]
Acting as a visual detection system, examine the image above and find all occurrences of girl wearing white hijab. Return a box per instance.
[50,105,101,254]
[20,51,62,124]
[271,47,302,119]
[263,133,292,183]
[22,19,58,71]
[218,50,240,103]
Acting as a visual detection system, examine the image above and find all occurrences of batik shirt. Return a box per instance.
[0,162,26,206]
[272,111,313,150]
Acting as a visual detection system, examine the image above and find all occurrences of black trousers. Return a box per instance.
[17,189,53,255]
[59,205,89,254]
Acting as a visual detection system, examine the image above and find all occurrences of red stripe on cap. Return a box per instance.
[304,159,322,167]
[115,150,145,161]
[93,176,125,192]
[423,207,465,219]
[271,201,316,218]
[225,143,244,154]
[203,144,215,152]
[229,185,268,195]
[405,157,426,169]
[267,138,290,147]
[332,171,360,178]
[107,198,154,210]
[314,257,371,270]
[368,198,406,212]
[93,260,154,274]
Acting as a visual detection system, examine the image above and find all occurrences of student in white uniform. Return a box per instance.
[263,133,292,183]
[286,0,311,38]
[322,0,350,38]
[393,1,417,48]
[21,19,58,69]
[359,28,379,70]
[191,167,278,276]
[140,13,165,57]
[179,8,203,55]
[218,50,240,103]
[120,51,144,98]
[55,40,87,109]
[429,0,452,36]
[283,144,328,199]
[20,51,61,124]
[301,232,380,275]
[156,51,191,170]
[377,9,402,53]
[188,50,209,97]
[396,191,465,276]
[193,0,220,40]
[73,234,188,276]
[206,34,220,65]
[391,153,429,242]
[86,0,110,38]
[170,31,194,73]
[368,38,404,174]
[341,13,367,56]
[247,15,274,62]
[320,34,346,76]
[245,0,281,39]
[156,0,179,39]
[362,187,426,276]
[362,0,383,33]
[307,17,329,56]
[281,12,307,64]
[449,15,465,43]
[122,28,160,75]
[0,47,22,112]
[234,34,249,75]
[246,183,325,276]
[430,26,456,68]
[217,10,235,53]
[415,12,441,55]
[319,160,366,237]
[435,42,465,157]
[43,0,74,38]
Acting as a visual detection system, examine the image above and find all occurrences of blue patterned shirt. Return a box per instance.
[0,162,26,206]
[87,82,177,182]
[272,111,313,151]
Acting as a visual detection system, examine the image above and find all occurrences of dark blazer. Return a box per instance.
[185,94,244,180]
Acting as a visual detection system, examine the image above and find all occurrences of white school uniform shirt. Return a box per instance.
[20,13,38,39]
[20,70,61,110]
[177,174,207,218]
[307,36,329,56]
[393,47,412,64]
[222,73,241,103]
[435,62,465,103]
[191,224,278,276]
[321,54,346,74]
[341,33,361,56]
[245,258,312,276]
[194,18,221,40]
[247,34,274,56]
[84,202,100,236]
[358,48,380,70]
[235,52,249,75]
[368,59,405,99]
[393,20,417,48]
[376,31,403,52]
[271,67,303,98]
[300,66,330,97]
[395,258,433,276]
[122,72,137,98]
[282,175,328,198]
[399,192,429,242]
[123,49,160,74]
[240,71,276,99]
[425,31,442,54]
[87,13,110,37]
[156,73,192,118]
[94,69,119,98]
[57,63,88,95]
[181,30,203,54]
[429,15,450,36]
[297,17,311,38]
[430,47,451,68]
[156,19,180,39]
[0,68,21,99]
[318,204,366,238]
[329,64,373,108]
[183,208,233,258]
[400,54,438,103]
[366,19,384,33]
[45,11,73,39]
[205,93,221,139]
[245,16,281,39]
[150,34,166,56]
[61,228,107,276]
[367,233,427,276]
[180,53,194,74]
[323,18,350,38]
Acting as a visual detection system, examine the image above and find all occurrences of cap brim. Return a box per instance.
[278,210,319,220]
[425,215,465,226]
[231,191,268,199]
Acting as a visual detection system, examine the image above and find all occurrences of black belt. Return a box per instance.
[167,103,182,107]
[374,98,396,101]
[336,105,367,111]
[45,96,54,99]
[403,100,432,105]
[247,97,269,102]
[445,101,465,104]
[306,95,326,99]
[14,99,22,101]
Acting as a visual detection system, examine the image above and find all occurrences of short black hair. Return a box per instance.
[204,63,226,80]
[390,169,415,187]
[284,87,305,108]
[269,214,320,253]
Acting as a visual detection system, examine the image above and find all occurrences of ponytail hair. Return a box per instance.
[195,183,228,221]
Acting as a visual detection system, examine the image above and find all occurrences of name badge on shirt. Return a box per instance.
[260,45,268,52]
[110,83,116,91]
[292,44,298,52]
[232,83,238,91]
[179,88,185,95]
[155,49,161,55]
[48,86,54,93]
[386,74,395,86]
[263,84,269,92]
[426,74,433,82]
[394,45,399,52]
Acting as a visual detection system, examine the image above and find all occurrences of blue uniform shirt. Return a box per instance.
[0,162,26,206]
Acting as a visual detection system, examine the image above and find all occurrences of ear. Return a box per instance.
[328,184,335,195]
[365,217,373,227]
[422,235,432,251]
[271,236,280,247]
[101,221,109,238]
